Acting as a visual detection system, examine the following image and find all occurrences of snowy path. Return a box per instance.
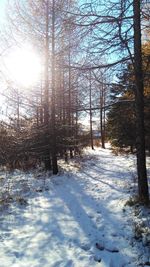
[0,148,149,267]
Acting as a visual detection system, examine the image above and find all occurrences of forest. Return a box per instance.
[0,0,150,266]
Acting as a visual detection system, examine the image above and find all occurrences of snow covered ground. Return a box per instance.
[0,146,150,267]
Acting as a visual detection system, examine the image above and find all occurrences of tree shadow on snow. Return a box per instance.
[0,166,138,267]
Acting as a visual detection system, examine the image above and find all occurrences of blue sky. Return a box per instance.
[0,0,7,24]
[0,0,6,8]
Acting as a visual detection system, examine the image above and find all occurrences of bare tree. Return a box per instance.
[133,0,149,204]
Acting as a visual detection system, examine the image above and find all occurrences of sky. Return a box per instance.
[0,0,7,24]
[0,0,6,114]
[0,0,11,119]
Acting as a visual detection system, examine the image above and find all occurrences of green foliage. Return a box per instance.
[107,44,150,152]
[107,101,136,151]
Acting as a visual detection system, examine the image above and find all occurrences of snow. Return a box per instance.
[0,146,150,267]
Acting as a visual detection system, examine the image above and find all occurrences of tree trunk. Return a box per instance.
[133,0,149,204]
[100,108,105,149]
[100,77,105,149]
[45,155,52,170]
[89,71,94,150]
[17,90,20,133]
[43,0,51,171]
[44,0,49,126]
[51,0,58,174]
[68,39,73,159]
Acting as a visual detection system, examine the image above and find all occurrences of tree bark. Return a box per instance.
[89,71,94,150]
[68,37,73,159]
[17,89,20,133]
[43,0,52,171]
[100,75,105,149]
[51,0,58,174]
[133,0,149,204]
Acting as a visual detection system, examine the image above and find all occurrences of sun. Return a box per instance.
[6,46,41,88]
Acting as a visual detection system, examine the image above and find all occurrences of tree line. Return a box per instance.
[0,0,149,204]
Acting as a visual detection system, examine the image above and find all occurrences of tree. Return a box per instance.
[72,0,149,204]
[133,0,149,204]
[51,0,58,174]
[1,0,85,171]
[107,40,150,201]
[107,66,136,152]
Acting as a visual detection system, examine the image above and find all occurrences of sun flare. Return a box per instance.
[6,46,41,88]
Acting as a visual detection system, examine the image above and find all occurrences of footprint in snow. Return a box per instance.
[94,255,101,263]
[13,251,24,258]
[111,232,118,237]
[80,242,91,251]
[105,245,119,253]
[96,243,119,253]
[96,242,105,251]
[96,210,101,214]
[64,260,74,267]
[88,213,94,219]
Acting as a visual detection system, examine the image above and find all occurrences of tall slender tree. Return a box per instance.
[51,0,58,174]
[133,0,149,204]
